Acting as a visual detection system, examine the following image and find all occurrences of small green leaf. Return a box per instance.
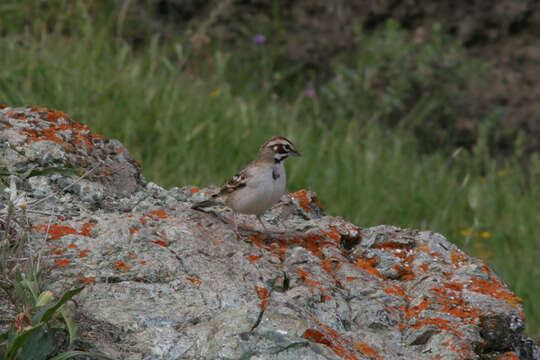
[3,322,44,360]
[59,307,77,345]
[20,278,39,303]
[32,303,57,325]
[18,327,56,360]
[39,287,84,323]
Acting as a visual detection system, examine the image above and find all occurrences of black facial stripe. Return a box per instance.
[278,144,291,154]
[274,153,288,163]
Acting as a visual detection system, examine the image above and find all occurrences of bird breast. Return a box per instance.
[227,163,286,215]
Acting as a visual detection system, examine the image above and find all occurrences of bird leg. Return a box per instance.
[256,215,269,238]
[232,212,241,240]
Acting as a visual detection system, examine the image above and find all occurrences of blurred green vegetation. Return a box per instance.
[0,1,538,337]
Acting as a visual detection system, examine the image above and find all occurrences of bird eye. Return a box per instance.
[285,144,290,150]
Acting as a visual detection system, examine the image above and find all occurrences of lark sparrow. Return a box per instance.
[193,136,300,239]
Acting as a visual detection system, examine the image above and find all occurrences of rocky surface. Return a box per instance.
[1,106,539,359]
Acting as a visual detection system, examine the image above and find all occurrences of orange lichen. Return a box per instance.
[55,259,70,267]
[321,258,341,276]
[249,234,267,249]
[248,255,261,263]
[79,222,94,236]
[140,260,147,264]
[468,277,523,307]
[189,187,200,194]
[393,263,415,280]
[68,243,78,249]
[46,109,71,121]
[416,241,431,253]
[450,250,468,266]
[445,281,463,292]
[33,224,77,240]
[384,284,406,297]
[78,249,90,258]
[296,269,309,278]
[72,134,94,148]
[354,257,381,277]
[494,353,519,360]
[149,239,168,247]
[92,133,105,139]
[320,226,341,243]
[186,277,202,288]
[36,124,63,143]
[268,238,288,259]
[150,209,167,219]
[433,285,482,321]
[291,189,312,212]
[302,329,332,346]
[32,223,93,240]
[20,108,102,152]
[51,249,64,255]
[129,226,140,235]
[254,285,269,310]
[296,269,330,300]
[139,210,168,225]
[114,261,130,272]
[405,300,430,318]
[354,342,382,359]
[303,321,358,360]
[80,276,96,285]
[304,234,333,256]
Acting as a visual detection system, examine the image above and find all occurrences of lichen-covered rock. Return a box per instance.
[1,106,538,360]
[0,106,145,199]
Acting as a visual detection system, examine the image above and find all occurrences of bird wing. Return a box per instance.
[219,169,249,195]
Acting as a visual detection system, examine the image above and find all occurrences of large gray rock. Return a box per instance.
[1,106,538,359]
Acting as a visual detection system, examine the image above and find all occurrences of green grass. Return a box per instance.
[0,6,538,338]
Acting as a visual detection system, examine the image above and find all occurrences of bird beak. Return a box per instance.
[291,149,301,157]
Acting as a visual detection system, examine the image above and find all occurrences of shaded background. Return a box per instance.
[0,0,539,337]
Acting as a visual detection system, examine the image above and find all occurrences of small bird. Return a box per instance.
[192,136,300,239]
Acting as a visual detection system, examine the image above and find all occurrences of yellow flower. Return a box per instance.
[497,170,506,177]
[472,242,493,259]
[460,227,472,236]
[209,90,220,98]
[480,231,490,239]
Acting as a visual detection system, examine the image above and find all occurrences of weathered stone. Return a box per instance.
[1,106,538,359]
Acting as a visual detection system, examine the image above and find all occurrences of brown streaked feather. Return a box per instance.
[218,171,248,195]
[191,171,248,210]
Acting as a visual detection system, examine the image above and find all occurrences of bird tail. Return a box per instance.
[191,196,219,211]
